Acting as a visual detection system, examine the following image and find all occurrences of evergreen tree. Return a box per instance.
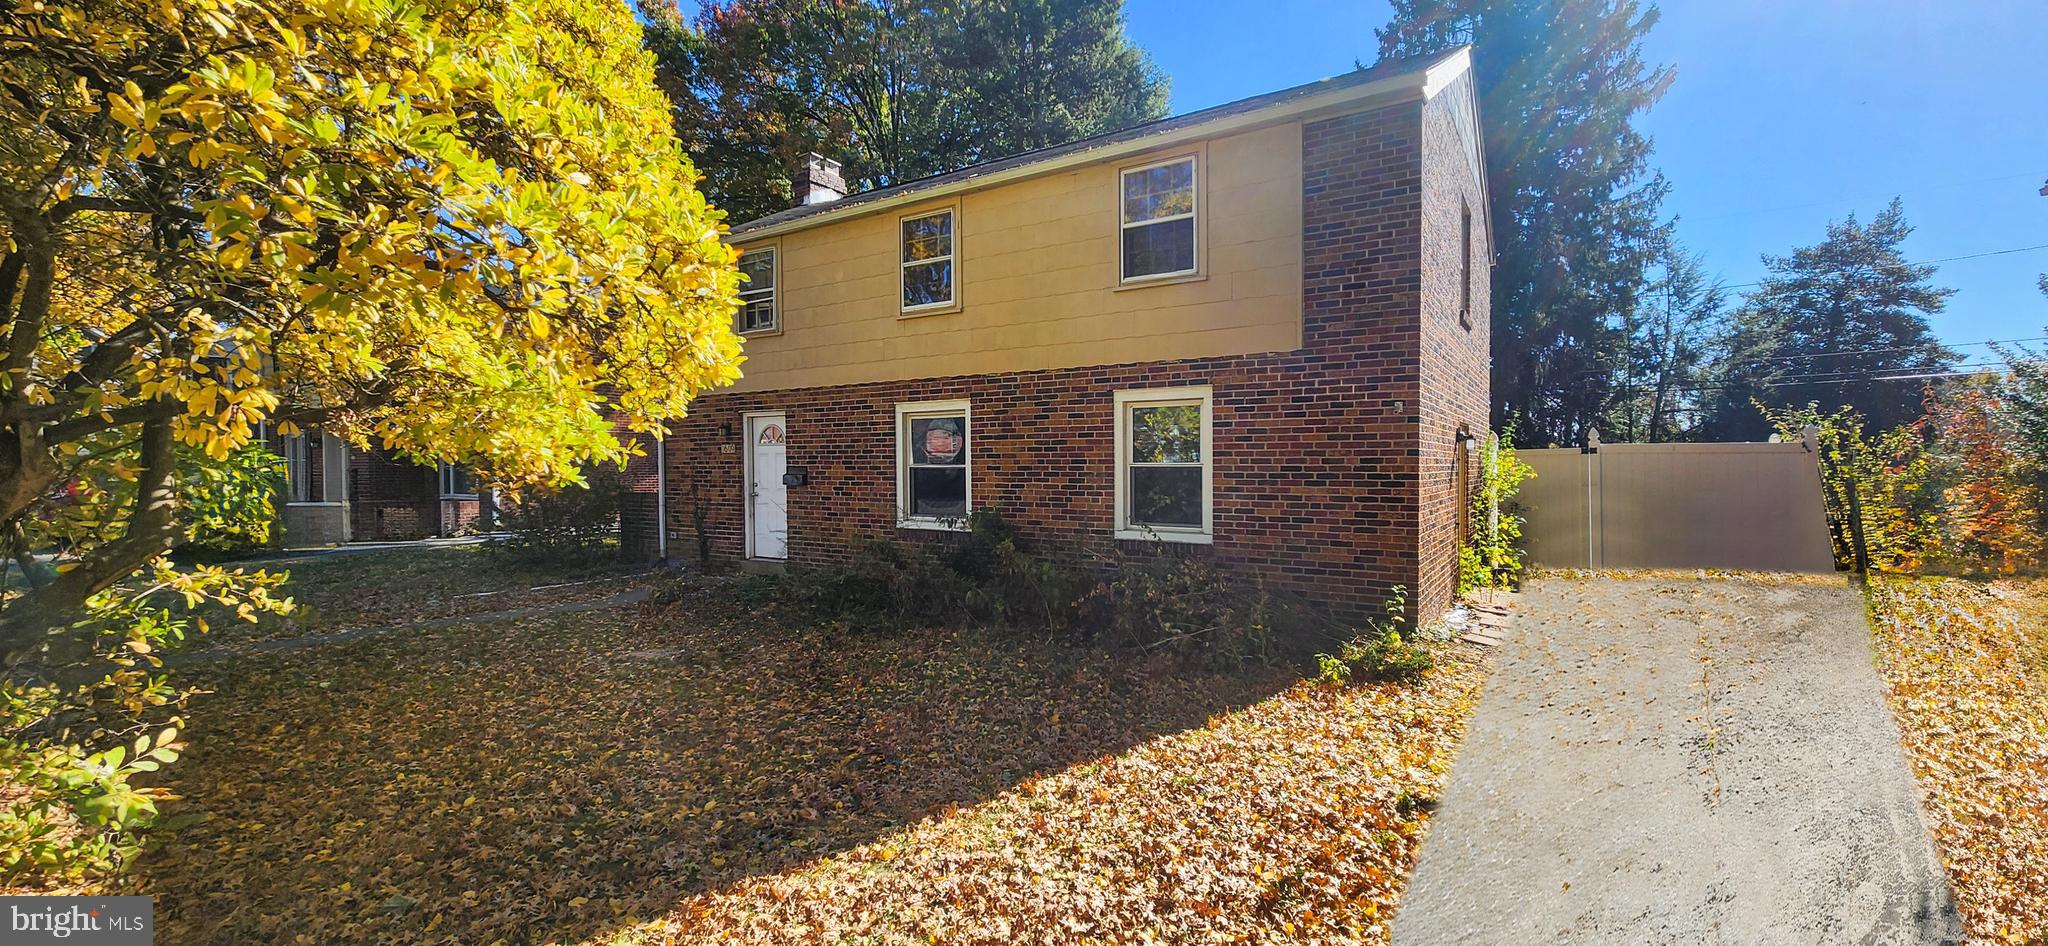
[640,0,1167,224]
[1700,200,1957,439]
[1378,0,1674,447]
[944,0,1168,160]
[1613,238,1726,441]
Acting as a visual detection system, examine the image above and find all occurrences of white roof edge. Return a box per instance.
[732,53,1466,244]
[1420,46,1475,101]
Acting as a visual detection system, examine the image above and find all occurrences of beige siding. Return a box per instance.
[731,122,1305,392]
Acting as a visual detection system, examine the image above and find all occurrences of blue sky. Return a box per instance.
[1123,0,2048,351]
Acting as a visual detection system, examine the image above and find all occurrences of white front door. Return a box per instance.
[747,414,789,560]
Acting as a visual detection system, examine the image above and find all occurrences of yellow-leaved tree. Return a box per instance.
[0,0,742,878]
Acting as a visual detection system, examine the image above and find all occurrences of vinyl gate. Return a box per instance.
[1518,441,1837,573]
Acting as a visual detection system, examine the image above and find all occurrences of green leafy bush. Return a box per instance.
[177,442,286,558]
[1458,430,1535,594]
[1316,586,1434,684]
[495,466,624,564]
[735,508,1321,666]
[2,563,290,881]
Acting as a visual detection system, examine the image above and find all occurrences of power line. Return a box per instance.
[1731,334,2048,365]
[1760,362,2020,387]
[1637,362,2033,394]
[1564,336,2046,384]
[1717,242,2048,292]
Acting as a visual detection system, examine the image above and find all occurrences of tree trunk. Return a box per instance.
[0,416,185,655]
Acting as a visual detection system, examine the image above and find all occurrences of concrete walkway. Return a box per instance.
[1394,575,1961,946]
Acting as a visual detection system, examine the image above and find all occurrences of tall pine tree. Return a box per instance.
[1613,237,1726,441]
[1378,0,1673,446]
[944,0,1168,161]
[1700,199,1956,439]
[639,0,1167,224]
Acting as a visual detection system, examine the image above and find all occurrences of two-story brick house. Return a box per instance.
[639,46,1491,621]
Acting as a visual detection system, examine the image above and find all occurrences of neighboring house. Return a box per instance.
[260,427,489,547]
[642,46,1492,620]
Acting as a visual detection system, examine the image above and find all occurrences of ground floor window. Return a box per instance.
[896,400,970,528]
[438,461,475,498]
[282,433,313,503]
[1114,386,1212,542]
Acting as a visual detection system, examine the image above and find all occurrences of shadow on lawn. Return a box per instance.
[127,589,1298,946]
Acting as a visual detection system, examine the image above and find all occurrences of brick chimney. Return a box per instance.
[793,153,847,206]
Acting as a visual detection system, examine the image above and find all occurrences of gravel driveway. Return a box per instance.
[1394,575,1961,945]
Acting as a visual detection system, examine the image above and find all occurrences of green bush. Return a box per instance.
[495,466,623,564]
[176,442,286,558]
[1316,586,1434,683]
[731,508,1320,667]
[2,563,290,882]
[1459,429,1536,594]
[1073,554,1302,668]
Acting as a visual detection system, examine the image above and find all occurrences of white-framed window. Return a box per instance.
[282,432,313,503]
[1113,386,1212,543]
[895,400,970,529]
[438,461,475,498]
[1119,155,1197,283]
[899,208,955,313]
[737,246,777,333]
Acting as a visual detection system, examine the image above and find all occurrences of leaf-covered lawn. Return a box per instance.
[1866,576,2048,943]
[116,575,1486,945]
[194,544,643,646]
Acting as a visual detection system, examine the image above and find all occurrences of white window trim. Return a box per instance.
[438,461,478,500]
[1118,154,1200,285]
[281,431,313,504]
[737,245,779,335]
[895,399,971,531]
[1113,385,1213,543]
[899,208,956,315]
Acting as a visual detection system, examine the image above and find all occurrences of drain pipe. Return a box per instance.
[654,431,669,562]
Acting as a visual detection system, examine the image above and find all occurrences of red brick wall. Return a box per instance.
[617,431,663,561]
[1416,73,1495,618]
[348,444,440,541]
[648,98,1476,621]
[440,497,484,535]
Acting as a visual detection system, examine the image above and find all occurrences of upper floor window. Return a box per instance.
[900,209,955,312]
[1113,386,1212,543]
[1120,156,1197,283]
[738,247,777,333]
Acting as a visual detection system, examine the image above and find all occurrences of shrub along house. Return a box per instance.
[638,46,1492,621]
